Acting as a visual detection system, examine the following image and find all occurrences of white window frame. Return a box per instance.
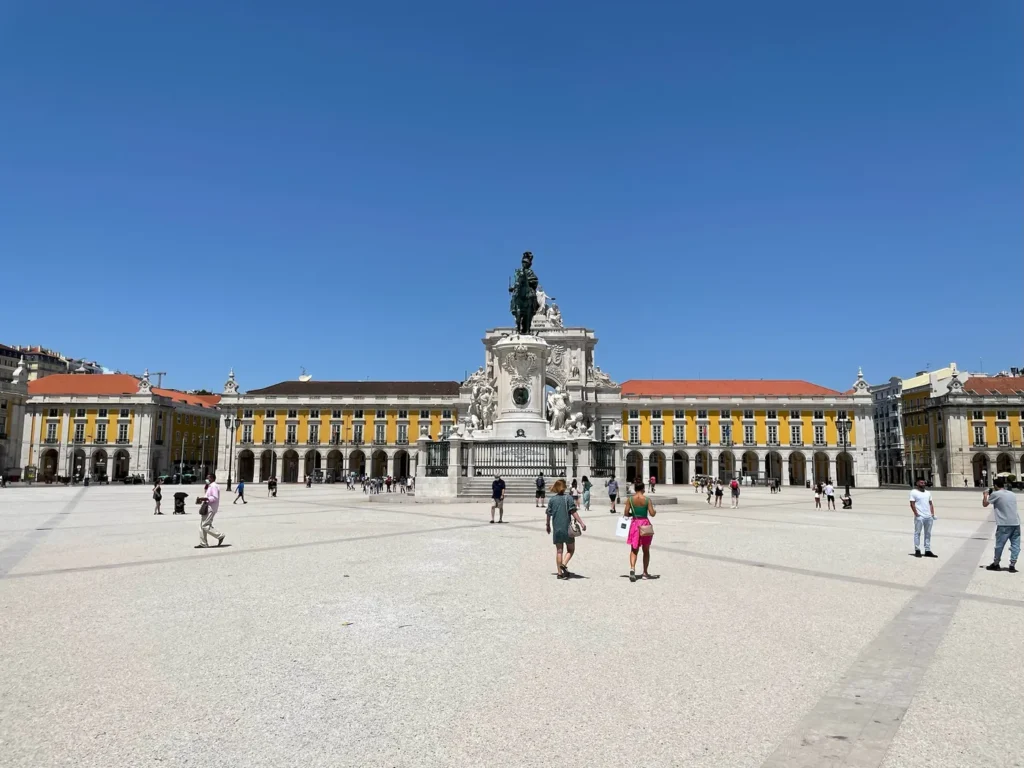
[697,409,708,420]
[244,409,254,419]
[651,424,663,445]
[310,409,320,419]
[242,424,253,443]
[286,424,297,444]
[420,410,430,420]
[628,425,640,445]
[767,410,777,420]
[74,423,85,442]
[442,410,452,420]
[309,423,320,443]
[767,424,779,446]
[76,408,86,418]
[397,423,409,444]
[266,409,276,418]
[120,408,130,418]
[352,424,364,443]
[744,424,755,445]
[117,423,129,443]
[790,410,801,420]
[790,424,803,445]
[629,409,639,420]
[674,423,686,445]
[264,424,276,443]
[374,423,386,444]
[98,408,108,418]
[287,409,298,419]
[376,409,386,419]
[674,409,686,419]
[814,424,826,446]
[720,410,731,419]
[697,424,709,445]
[332,410,342,419]
[997,425,1009,446]
[651,409,662,420]
[997,410,1007,420]
[973,425,986,446]
[354,410,364,419]
[720,423,732,445]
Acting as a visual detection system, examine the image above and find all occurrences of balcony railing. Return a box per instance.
[813,440,827,447]
[240,439,253,445]
[284,438,297,445]
[697,439,710,446]
[720,439,733,447]
[743,440,757,446]
[351,438,364,446]
[95,438,107,444]
[651,439,664,446]
[767,440,780,447]
[396,438,409,445]
[73,437,85,444]
[329,437,343,445]
[308,438,320,445]
[373,438,387,445]
[791,440,804,447]
[116,438,130,445]
[45,437,59,444]
[262,438,275,445]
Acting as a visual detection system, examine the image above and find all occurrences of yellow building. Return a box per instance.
[217,373,459,482]
[20,372,220,482]
[618,372,874,487]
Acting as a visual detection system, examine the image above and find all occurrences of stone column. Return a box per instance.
[665,455,674,485]
[466,442,475,478]
[415,435,430,478]
[386,453,395,478]
[576,437,592,480]
[783,455,791,485]
[829,456,837,484]
[612,438,625,482]
[642,453,651,483]
[447,438,463,478]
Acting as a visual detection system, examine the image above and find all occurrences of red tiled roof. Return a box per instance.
[29,374,220,408]
[620,379,843,397]
[962,377,1024,396]
[29,374,139,396]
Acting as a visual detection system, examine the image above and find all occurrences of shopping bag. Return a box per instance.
[615,516,630,539]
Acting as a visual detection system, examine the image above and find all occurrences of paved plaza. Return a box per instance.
[1,484,1022,767]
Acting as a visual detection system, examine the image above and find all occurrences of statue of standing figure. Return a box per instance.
[509,251,540,335]
[546,385,571,431]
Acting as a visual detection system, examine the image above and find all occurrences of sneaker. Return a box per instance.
[985,563,1002,571]
[924,551,938,558]
[1009,565,1018,574]
[629,570,637,583]
[914,550,922,558]
[217,535,225,546]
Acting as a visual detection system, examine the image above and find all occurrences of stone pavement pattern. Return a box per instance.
[0,485,1021,767]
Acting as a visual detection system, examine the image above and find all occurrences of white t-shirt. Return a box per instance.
[910,489,933,518]
[825,484,834,497]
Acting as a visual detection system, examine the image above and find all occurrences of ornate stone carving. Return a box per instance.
[947,369,965,396]
[11,356,25,385]
[137,368,152,394]
[588,365,617,388]
[546,386,571,431]
[502,344,540,387]
[852,366,869,394]
[469,378,497,431]
[547,343,566,369]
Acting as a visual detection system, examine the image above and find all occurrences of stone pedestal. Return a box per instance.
[492,335,549,440]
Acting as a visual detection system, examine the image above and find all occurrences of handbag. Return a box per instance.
[639,523,654,537]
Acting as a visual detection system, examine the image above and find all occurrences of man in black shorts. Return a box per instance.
[535,472,546,508]
[491,475,506,523]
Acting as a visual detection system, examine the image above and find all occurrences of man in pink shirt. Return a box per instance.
[197,472,226,548]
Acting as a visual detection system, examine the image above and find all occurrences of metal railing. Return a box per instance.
[426,441,450,477]
[472,441,569,477]
[589,441,616,478]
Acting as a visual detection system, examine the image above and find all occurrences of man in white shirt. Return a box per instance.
[909,478,936,558]
[197,472,226,548]
[824,482,836,510]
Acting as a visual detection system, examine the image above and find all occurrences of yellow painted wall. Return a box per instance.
[709,411,719,442]
[801,412,813,443]
[640,410,651,444]
[755,411,767,444]
[779,411,790,446]
[984,410,997,447]
[365,411,376,443]
[664,411,673,443]
[430,411,441,440]
[686,410,696,444]
[410,412,419,439]
[386,410,397,443]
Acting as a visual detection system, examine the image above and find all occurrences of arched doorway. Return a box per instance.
[695,450,711,478]
[789,452,806,486]
[326,449,343,481]
[259,450,276,481]
[625,450,642,483]
[718,451,735,481]
[972,454,989,487]
[72,448,86,480]
[672,451,689,484]
[238,450,255,483]
[837,452,854,488]
[766,451,783,485]
[813,452,830,484]
[304,450,321,480]
[649,451,665,484]
[349,449,366,476]
[112,450,131,481]
[91,449,108,481]
[41,449,58,481]
[282,449,299,483]
[393,450,410,479]
[997,453,1013,474]
[371,449,388,478]
[741,451,759,481]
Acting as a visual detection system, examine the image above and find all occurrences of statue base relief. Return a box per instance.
[492,334,550,440]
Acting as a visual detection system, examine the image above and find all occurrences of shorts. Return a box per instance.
[492,498,504,510]
[535,489,545,499]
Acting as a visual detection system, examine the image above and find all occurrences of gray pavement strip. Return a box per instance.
[0,519,491,580]
[0,487,86,578]
[761,516,997,768]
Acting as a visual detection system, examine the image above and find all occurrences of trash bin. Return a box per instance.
[805,480,811,489]
[84,476,90,487]
[173,492,189,515]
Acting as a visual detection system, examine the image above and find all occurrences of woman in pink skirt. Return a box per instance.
[625,481,658,582]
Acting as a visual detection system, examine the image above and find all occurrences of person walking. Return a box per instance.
[570,478,581,506]
[606,476,620,514]
[909,478,936,558]
[196,472,225,548]
[490,474,506,524]
[649,474,656,494]
[625,481,657,582]
[714,480,723,508]
[535,472,546,509]
[153,478,163,515]
[729,477,740,508]
[814,482,822,509]
[545,478,586,579]
[581,475,592,511]
[825,481,836,510]
[233,479,247,505]
[984,476,1020,572]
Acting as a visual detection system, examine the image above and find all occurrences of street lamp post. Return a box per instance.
[224,415,238,491]
[838,416,852,496]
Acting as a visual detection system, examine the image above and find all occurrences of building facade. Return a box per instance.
[20,371,221,482]
[0,359,29,480]
[903,370,1024,487]
[871,376,905,486]
[216,372,459,484]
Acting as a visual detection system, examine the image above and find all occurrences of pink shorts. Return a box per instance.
[627,516,653,549]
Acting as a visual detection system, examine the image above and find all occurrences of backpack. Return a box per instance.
[730,479,738,490]
[536,476,544,489]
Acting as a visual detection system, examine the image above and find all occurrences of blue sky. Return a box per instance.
[1,1,1020,392]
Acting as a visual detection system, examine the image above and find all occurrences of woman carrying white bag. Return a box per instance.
[624,481,658,582]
